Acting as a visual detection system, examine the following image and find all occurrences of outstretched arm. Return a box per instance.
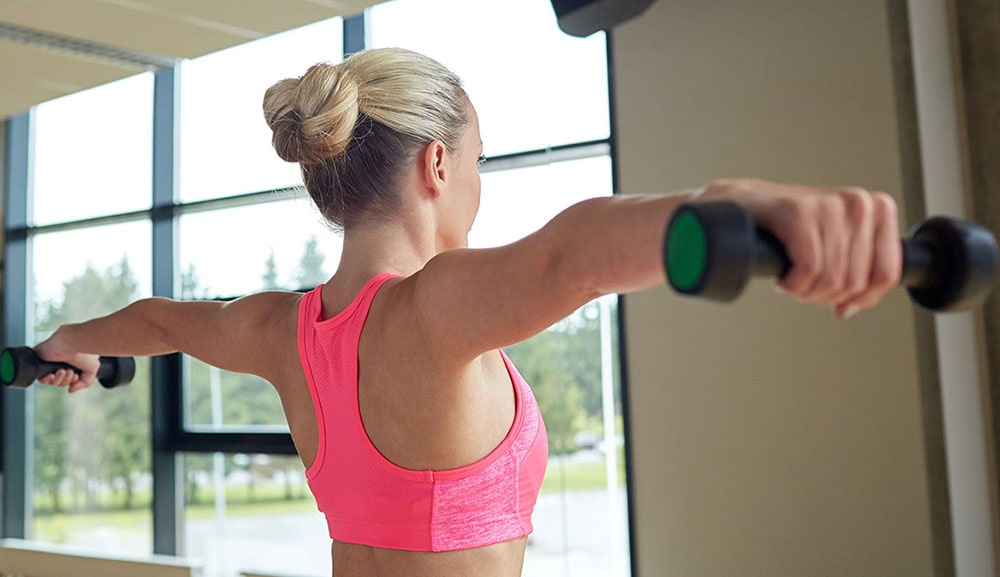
[33,291,300,392]
[402,178,902,366]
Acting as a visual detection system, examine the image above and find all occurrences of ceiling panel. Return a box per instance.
[0,37,139,117]
[1,0,262,57]
[0,0,381,120]
[124,0,370,36]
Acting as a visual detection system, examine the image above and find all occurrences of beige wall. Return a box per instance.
[612,1,938,576]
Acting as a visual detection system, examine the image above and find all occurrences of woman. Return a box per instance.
[33,47,901,577]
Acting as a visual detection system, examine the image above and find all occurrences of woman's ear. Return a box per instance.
[420,140,448,199]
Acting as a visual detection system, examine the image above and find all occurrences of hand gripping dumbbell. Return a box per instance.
[0,346,135,389]
[663,201,998,312]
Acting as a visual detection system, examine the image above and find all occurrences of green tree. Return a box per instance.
[34,257,150,512]
[505,300,619,454]
[295,236,327,289]
[181,263,209,300]
[507,313,588,455]
[262,251,280,290]
[33,384,68,512]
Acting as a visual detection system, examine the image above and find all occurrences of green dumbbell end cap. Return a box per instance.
[667,211,708,291]
[0,349,15,385]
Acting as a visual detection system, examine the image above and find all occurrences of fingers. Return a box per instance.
[37,368,93,393]
[838,192,877,307]
[833,192,902,318]
[33,336,100,393]
[76,365,99,393]
[69,378,93,394]
[766,186,901,317]
[777,196,851,300]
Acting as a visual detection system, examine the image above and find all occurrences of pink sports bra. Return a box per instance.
[297,273,549,552]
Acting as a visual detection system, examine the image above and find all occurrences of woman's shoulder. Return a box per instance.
[232,290,307,337]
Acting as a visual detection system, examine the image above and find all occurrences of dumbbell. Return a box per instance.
[663,201,998,312]
[0,346,135,389]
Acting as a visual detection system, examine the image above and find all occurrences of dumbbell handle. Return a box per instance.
[664,201,998,311]
[746,227,935,287]
[0,346,134,389]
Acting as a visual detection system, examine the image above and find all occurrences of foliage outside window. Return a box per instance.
[31,224,153,556]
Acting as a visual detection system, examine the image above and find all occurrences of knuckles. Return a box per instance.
[698,179,903,308]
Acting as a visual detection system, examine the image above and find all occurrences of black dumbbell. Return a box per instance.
[663,201,998,312]
[0,346,135,389]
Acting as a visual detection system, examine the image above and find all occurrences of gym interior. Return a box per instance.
[1,1,999,576]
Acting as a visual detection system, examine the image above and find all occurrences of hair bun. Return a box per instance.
[263,63,360,164]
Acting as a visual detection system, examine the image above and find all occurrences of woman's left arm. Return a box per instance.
[33,291,299,392]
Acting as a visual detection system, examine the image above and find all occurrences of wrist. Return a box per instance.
[42,324,83,356]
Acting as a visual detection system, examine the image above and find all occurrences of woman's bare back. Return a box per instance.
[265,276,528,577]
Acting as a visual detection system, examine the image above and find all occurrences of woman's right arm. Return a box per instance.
[399,178,901,367]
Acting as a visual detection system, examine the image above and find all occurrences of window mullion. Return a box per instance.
[1,112,33,540]
[151,65,184,556]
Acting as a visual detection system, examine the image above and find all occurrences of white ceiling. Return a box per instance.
[0,0,379,120]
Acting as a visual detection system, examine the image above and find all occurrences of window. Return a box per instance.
[177,199,338,301]
[182,453,329,577]
[178,18,344,203]
[31,224,154,557]
[5,6,628,577]
[31,74,154,225]
[23,76,155,557]
[369,0,610,156]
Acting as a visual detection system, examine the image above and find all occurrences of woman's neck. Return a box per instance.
[334,219,438,285]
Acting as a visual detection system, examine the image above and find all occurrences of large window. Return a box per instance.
[4,4,629,577]
[27,76,155,558]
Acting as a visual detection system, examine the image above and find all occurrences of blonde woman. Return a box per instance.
[34,47,900,577]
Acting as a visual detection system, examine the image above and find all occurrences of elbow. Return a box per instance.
[129,298,173,349]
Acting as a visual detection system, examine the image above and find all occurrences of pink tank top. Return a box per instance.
[297,273,549,552]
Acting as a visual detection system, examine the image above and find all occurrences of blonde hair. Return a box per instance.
[263,47,469,228]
